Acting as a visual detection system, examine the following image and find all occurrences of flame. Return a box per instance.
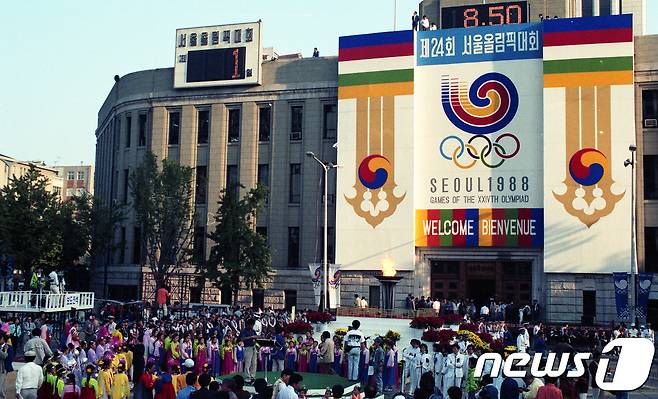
[381,257,396,277]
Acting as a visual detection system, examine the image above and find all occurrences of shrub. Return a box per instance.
[410,317,444,329]
[284,321,313,334]
[305,311,333,323]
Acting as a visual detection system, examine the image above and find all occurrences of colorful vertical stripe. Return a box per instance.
[339,30,414,99]
[415,208,543,248]
[543,14,633,88]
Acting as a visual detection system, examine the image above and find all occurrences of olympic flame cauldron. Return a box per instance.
[376,257,403,310]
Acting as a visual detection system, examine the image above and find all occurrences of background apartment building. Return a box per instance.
[0,154,64,200]
[55,165,95,201]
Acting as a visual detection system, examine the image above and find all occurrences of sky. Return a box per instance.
[1,1,657,166]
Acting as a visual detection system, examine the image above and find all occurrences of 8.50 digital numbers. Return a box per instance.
[441,1,528,29]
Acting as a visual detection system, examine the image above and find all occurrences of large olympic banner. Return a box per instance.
[543,15,634,273]
[414,23,544,247]
[335,31,416,271]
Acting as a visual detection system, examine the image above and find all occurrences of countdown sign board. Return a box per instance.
[441,1,529,29]
[414,23,544,248]
[174,21,262,88]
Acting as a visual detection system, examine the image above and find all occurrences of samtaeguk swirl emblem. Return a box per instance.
[569,148,607,186]
[358,154,391,190]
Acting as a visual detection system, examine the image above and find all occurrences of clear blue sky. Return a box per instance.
[1,1,656,165]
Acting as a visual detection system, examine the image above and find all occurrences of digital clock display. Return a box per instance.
[441,1,528,29]
[186,47,246,83]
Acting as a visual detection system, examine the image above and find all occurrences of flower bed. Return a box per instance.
[385,330,401,342]
[422,329,456,343]
[458,322,479,333]
[284,321,313,334]
[306,311,333,323]
[457,330,490,351]
[443,313,464,325]
[410,316,444,329]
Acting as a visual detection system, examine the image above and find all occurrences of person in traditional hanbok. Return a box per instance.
[97,360,112,399]
[80,365,100,399]
[258,345,271,371]
[285,342,297,371]
[235,340,245,372]
[67,323,81,349]
[221,337,234,375]
[297,344,309,373]
[358,342,370,387]
[195,339,208,375]
[332,341,343,376]
[111,363,130,399]
[207,336,221,377]
[309,341,319,373]
[62,373,81,399]
[383,341,398,392]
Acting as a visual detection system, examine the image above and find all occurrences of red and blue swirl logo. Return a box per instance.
[569,148,608,186]
[441,72,518,135]
[358,155,392,190]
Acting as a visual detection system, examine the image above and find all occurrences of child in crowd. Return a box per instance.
[285,341,297,370]
[235,339,245,372]
[309,341,319,373]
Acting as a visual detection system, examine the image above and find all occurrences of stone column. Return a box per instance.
[179,105,198,167]
[151,107,168,161]
[239,102,258,196]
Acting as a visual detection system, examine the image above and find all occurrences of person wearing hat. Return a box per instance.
[80,364,100,399]
[111,363,129,399]
[98,359,112,399]
[15,350,43,399]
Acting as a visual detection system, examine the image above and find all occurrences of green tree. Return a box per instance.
[65,194,124,292]
[204,183,272,305]
[130,152,195,290]
[0,165,63,275]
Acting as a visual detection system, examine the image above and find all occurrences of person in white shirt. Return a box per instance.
[643,323,655,343]
[271,369,293,399]
[359,297,368,308]
[354,294,362,308]
[443,344,464,398]
[276,373,304,399]
[402,339,421,395]
[517,328,529,353]
[48,271,60,294]
[432,344,444,392]
[432,299,441,315]
[480,305,490,319]
[345,320,365,381]
[16,351,44,399]
[421,15,430,31]
[629,324,639,338]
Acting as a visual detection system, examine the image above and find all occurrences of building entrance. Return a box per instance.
[467,279,496,308]
[430,260,532,305]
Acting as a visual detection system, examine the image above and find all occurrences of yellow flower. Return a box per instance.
[335,328,348,336]
[456,330,489,351]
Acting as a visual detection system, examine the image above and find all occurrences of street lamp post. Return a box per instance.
[306,151,338,312]
[624,144,637,322]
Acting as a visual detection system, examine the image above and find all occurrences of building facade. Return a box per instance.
[94,51,338,307]
[0,154,64,200]
[55,165,95,201]
[94,4,656,324]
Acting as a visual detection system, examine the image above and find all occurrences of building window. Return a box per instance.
[132,226,142,264]
[168,111,180,145]
[323,104,337,139]
[258,164,269,203]
[67,171,75,180]
[126,115,132,148]
[138,113,148,147]
[123,169,129,204]
[288,227,300,268]
[198,110,209,144]
[284,290,297,311]
[643,90,658,127]
[256,226,268,239]
[220,285,232,305]
[77,171,85,180]
[195,166,207,204]
[647,228,658,272]
[599,0,612,15]
[228,108,240,143]
[582,0,593,16]
[226,165,239,198]
[193,226,206,264]
[645,155,658,200]
[259,106,271,142]
[290,105,303,141]
[119,227,126,264]
[252,289,265,309]
[289,163,301,203]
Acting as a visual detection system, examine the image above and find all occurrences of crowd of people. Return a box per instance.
[0,305,655,399]
[405,296,541,325]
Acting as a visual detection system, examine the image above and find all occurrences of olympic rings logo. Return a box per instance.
[439,133,520,169]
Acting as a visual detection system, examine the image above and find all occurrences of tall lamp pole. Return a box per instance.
[306,151,338,312]
[624,144,638,322]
